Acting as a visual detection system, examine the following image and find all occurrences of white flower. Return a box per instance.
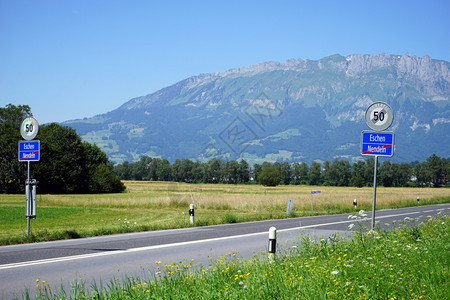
[331,270,339,275]
[348,224,355,230]
[358,210,367,217]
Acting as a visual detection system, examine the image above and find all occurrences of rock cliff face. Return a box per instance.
[64,53,450,164]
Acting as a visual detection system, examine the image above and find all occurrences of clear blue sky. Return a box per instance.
[1,0,449,124]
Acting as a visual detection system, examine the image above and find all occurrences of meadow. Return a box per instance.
[0,181,449,245]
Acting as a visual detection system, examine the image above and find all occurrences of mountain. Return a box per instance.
[64,53,450,164]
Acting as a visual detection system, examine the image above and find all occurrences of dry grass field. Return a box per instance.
[0,181,448,244]
[38,181,450,212]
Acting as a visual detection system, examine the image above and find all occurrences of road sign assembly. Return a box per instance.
[19,117,41,236]
[310,190,321,211]
[363,102,395,231]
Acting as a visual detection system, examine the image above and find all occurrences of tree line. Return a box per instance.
[2,103,447,193]
[0,104,124,194]
[114,154,449,187]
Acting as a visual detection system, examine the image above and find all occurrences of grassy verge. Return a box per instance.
[29,213,449,299]
[1,182,449,245]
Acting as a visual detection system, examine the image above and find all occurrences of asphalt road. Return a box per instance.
[1,204,448,299]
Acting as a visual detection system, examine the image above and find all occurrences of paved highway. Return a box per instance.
[1,204,448,299]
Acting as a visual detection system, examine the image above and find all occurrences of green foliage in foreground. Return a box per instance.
[29,214,449,299]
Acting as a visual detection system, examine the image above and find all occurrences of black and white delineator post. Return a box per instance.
[189,203,195,224]
[268,226,277,261]
[353,198,357,209]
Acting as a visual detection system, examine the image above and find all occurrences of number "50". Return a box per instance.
[25,123,34,133]
[373,111,385,122]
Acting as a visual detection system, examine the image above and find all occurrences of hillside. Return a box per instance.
[64,53,450,164]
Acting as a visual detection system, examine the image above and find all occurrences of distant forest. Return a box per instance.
[113,154,449,187]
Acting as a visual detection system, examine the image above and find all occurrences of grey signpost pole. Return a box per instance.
[371,155,378,231]
[27,161,31,236]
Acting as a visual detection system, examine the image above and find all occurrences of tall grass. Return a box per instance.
[29,213,449,299]
[1,181,449,245]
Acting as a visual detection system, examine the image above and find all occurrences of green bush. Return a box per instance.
[258,166,281,186]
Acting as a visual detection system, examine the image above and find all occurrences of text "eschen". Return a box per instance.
[369,134,385,142]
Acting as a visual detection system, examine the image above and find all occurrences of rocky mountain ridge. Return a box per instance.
[64,53,449,164]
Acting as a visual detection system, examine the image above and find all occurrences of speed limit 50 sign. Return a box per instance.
[20,116,39,140]
[365,102,393,131]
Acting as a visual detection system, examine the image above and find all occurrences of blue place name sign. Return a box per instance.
[361,131,394,157]
[18,140,40,161]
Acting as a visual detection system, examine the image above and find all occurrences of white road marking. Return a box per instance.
[0,207,446,270]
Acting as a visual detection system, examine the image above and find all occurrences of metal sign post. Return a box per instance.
[310,190,321,211]
[371,156,378,231]
[25,168,37,235]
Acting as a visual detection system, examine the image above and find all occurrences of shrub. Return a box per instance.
[258,166,281,186]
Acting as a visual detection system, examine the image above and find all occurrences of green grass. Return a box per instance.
[29,213,449,299]
[1,182,449,245]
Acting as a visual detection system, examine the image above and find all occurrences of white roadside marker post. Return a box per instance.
[353,198,357,210]
[268,226,277,261]
[286,199,293,216]
[189,204,195,224]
